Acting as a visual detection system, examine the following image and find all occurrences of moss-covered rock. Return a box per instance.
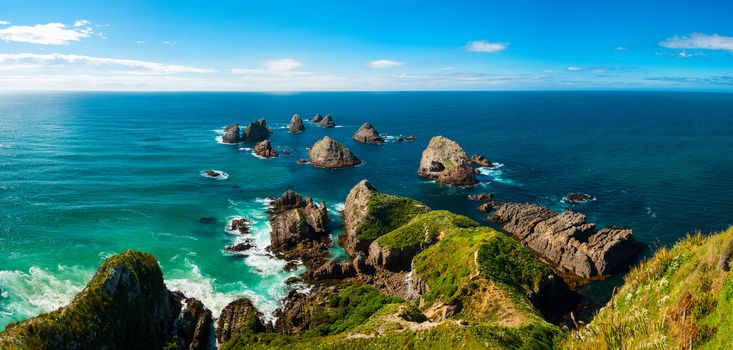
[340,180,430,257]
[0,250,181,350]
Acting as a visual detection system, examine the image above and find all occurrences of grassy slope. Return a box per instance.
[565,227,733,350]
[375,210,479,249]
[225,215,562,349]
[355,192,430,242]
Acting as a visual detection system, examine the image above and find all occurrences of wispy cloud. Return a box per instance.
[465,40,508,53]
[0,53,214,74]
[0,21,94,45]
[655,50,706,59]
[231,58,310,76]
[614,46,627,51]
[367,59,403,69]
[0,20,9,25]
[567,66,583,72]
[161,40,176,45]
[659,33,733,52]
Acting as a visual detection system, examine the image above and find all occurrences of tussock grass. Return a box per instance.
[565,227,733,350]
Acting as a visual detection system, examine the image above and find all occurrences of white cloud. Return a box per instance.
[161,40,176,45]
[231,58,310,76]
[0,53,214,74]
[135,40,146,45]
[0,21,94,45]
[614,46,627,51]
[73,20,90,28]
[366,59,404,69]
[659,33,733,52]
[0,20,9,25]
[465,40,508,53]
[543,69,556,73]
[441,66,455,70]
[567,66,583,72]
[655,50,706,59]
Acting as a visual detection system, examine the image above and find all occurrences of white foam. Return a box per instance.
[477,163,517,186]
[0,144,10,149]
[332,202,345,213]
[201,170,229,180]
[0,265,92,327]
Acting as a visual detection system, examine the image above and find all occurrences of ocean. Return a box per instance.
[1,91,732,330]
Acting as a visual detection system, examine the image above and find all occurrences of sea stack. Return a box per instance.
[288,114,305,132]
[353,123,384,144]
[307,136,361,169]
[470,153,492,167]
[268,190,330,268]
[317,115,336,128]
[418,136,478,186]
[243,118,271,143]
[310,113,323,123]
[222,123,241,143]
[253,140,278,158]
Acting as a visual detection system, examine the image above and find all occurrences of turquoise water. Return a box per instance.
[1,91,732,329]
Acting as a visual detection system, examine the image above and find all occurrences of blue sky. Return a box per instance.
[0,0,732,91]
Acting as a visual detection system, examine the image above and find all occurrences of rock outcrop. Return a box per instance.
[317,115,336,128]
[227,217,250,234]
[176,297,213,350]
[310,113,323,123]
[491,203,639,279]
[307,136,361,169]
[470,153,492,167]
[0,251,183,350]
[340,180,430,258]
[468,193,494,202]
[243,118,271,143]
[288,114,305,133]
[253,140,278,158]
[268,190,330,268]
[216,298,266,344]
[353,123,384,144]
[563,193,596,204]
[222,123,241,143]
[418,136,478,186]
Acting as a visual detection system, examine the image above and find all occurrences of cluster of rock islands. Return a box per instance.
[0,113,642,349]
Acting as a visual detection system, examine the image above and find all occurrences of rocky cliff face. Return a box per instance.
[288,114,305,133]
[418,136,478,186]
[222,123,241,143]
[243,118,271,143]
[0,251,185,350]
[491,202,639,279]
[215,298,265,345]
[268,190,330,268]
[253,140,278,158]
[353,123,384,144]
[175,297,214,350]
[307,136,361,169]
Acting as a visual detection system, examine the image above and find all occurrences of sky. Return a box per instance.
[0,0,732,91]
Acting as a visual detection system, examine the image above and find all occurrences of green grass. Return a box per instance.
[564,227,733,350]
[355,193,429,242]
[375,210,478,250]
[477,233,552,295]
[411,226,552,327]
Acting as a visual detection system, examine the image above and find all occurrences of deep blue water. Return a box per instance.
[1,91,732,329]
